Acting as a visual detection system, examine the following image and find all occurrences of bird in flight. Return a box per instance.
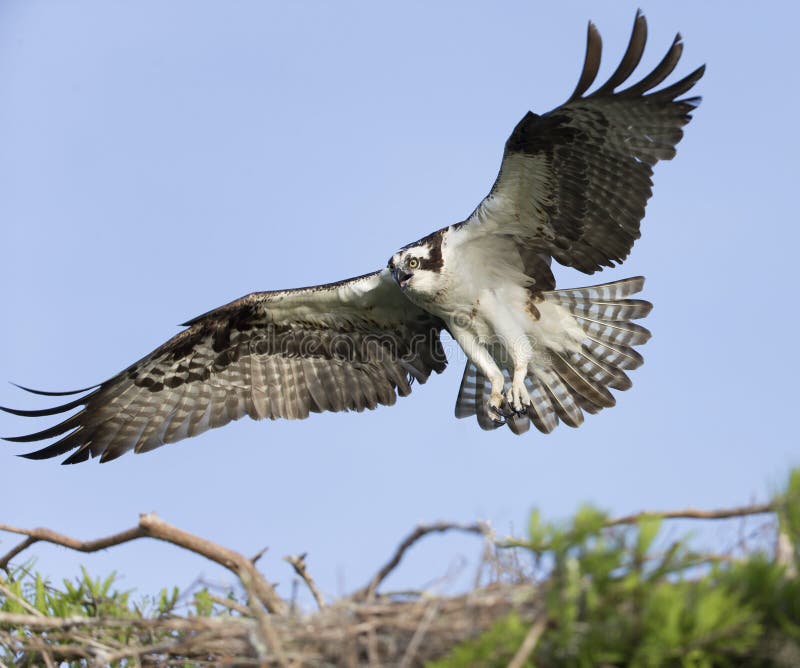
[3,12,703,463]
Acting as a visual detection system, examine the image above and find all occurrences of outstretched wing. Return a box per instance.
[456,10,704,276]
[3,270,446,464]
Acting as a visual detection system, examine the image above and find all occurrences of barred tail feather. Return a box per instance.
[453,276,652,435]
[524,375,558,433]
[527,276,651,432]
[454,363,479,418]
[474,369,503,431]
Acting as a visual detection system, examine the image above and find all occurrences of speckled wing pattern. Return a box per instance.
[460,10,704,276]
[3,270,446,463]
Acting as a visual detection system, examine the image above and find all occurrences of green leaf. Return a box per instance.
[528,508,546,549]
[426,612,531,668]
[635,516,661,562]
[193,588,214,617]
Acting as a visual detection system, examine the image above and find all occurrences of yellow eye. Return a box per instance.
[408,257,420,270]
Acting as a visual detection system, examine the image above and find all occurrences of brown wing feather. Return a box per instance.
[3,270,446,464]
[459,11,704,275]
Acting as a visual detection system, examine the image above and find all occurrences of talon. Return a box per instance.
[488,394,507,425]
[505,380,531,417]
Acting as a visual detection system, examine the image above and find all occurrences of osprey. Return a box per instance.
[3,12,703,463]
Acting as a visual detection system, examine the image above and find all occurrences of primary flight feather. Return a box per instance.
[3,12,703,463]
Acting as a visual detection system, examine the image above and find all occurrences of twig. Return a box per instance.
[398,597,440,668]
[0,611,251,631]
[40,648,57,668]
[497,501,779,550]
[103,629,224,665]
[353,521,493,600]
[284,553,325,610]
[605,501,777,526]
[0,580,43,617]
[0,527,142,572]
[507,613,548,668]
[0,609,254,663]
[0,513,286,615]
[209,593,252,616]
[251,545,269,566]
[239,568,289,667]
[366,618,380,668]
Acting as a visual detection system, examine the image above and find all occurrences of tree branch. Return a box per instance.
[507,613,547,668]
[0,513,287,615]
[604,501,777,526]
[353,521,493,601]
[0,526,143,572]
[496,501,779,550]
[284,553,325,610]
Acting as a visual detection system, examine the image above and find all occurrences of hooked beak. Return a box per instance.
[391,266,413,288]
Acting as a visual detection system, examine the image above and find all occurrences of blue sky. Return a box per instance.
[1,1,797,604]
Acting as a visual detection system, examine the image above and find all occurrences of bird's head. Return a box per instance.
[388,233,444,296]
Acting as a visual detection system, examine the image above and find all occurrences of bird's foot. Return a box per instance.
[505,380,531,417]
[488,392,507,426]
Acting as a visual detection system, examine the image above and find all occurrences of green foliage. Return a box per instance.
[192,586,215,616]
[0,564,237,666]
[779,468,800,563]
[1,564,135,619]
[432,469,800,667]
[427,613,531,668]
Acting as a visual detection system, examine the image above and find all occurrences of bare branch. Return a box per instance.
[209,593,252,616]
[507,614,548,668]
[251,545,269,565]
[238,568,289,666]
[353,521,493,601]
[0,513,287,615]
[0,611,251,631]
[0,526,142,572]
[497,501,779,550]
[398,597,440,668]
[605,501,777,526]
[284,553,325,610]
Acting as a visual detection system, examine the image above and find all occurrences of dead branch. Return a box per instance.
[0,512,286,615]
[251,544,269,565]
[284,553,326,610]
[0,611,251,631]
[0,526,142,571]
[507,613,548,668]
[605,501,777,526]
[239,567,289,666]
[353,521,493,601]
[497,501,779,550]
[398,597,440,668]
[0,611,261,665]
[210,593,252,616]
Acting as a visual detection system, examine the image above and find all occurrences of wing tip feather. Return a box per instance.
[9,382,98,397]
[568,20,603,101]
[593,10,648,95]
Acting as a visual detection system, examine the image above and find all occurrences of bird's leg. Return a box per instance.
[450,327,506,424]
[505,336,533,416]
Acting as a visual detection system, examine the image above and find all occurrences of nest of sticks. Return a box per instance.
[0,500,778,667]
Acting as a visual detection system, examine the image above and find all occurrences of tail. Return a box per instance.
[454,276,652,435]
